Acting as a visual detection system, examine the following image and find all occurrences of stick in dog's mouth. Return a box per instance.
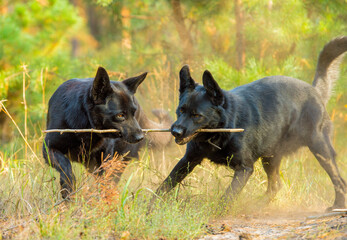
[175,132,199,145]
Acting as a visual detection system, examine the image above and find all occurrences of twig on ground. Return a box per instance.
[306,210,347,220]
[332,209,347,212]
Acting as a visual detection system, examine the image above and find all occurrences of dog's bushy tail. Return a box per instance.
[136,107,173,149]
[313,36,347,105]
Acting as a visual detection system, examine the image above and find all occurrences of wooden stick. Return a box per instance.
[43,128,244,134]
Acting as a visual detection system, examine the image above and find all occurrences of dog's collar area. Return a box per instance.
[207,138,222,150]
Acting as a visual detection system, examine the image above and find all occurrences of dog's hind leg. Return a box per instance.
[43,147,76,199]
[308,130,346,211]
[262,156,282,200]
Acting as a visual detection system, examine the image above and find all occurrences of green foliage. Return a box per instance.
[96,0,114,7]
[0,0,80,69]
[0,0,83,106]
[204,55,303,90]
[0,0,86,141]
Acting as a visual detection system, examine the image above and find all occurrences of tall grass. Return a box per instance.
[1,141,346,239]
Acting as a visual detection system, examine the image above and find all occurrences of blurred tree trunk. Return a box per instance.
[0,91,20,144]
[69,0,81,57]
[169,0,194,63]
[121,6,132,51]
[234,0,245,70]
[69,0,107,43]
[0,112,12,144]
[86,4,103,42]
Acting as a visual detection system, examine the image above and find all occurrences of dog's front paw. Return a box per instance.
[60,188,72,199]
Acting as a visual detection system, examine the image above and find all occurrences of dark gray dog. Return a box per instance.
[155,37,347,211]
[43,67,172,198]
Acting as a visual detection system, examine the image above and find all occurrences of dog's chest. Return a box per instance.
[199,142,240,168]
[74,133,104,152]
[207,150,238,167]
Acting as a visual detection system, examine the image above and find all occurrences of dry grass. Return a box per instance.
[2,140,346,239]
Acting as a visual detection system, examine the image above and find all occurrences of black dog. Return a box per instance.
[43,67,171,198]
[155,37,347,211]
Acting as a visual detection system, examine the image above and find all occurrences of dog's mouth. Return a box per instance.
[117,131,123,138]
[108,129,122,138]
[175,132,198,145]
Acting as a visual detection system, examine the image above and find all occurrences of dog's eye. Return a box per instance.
[192,114,201,118]
[179,108,184,113]
[116,113,126,120]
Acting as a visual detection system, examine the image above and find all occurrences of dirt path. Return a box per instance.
[200,211,347,239]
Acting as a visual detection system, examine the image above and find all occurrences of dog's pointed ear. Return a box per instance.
[92,67,112,104]
[122,72,148,94]
[203,70,224,106]
[179,65,195,93]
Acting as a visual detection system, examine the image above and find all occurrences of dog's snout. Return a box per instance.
[171,126,184,138]
[133,132,144,143]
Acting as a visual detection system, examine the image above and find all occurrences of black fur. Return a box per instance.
[43,67,172,198]
[155,37,347,211]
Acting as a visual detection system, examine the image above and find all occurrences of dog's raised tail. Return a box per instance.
[313,36,347,105]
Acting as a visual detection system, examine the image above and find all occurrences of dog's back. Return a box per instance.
[227,76,325,158]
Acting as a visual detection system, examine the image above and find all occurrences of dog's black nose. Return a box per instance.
[171,126,184,138]
[134,133,144,143]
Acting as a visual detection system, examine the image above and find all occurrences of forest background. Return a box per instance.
[0,0,347,239]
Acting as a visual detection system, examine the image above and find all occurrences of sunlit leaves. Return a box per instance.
[96,0,114,7]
